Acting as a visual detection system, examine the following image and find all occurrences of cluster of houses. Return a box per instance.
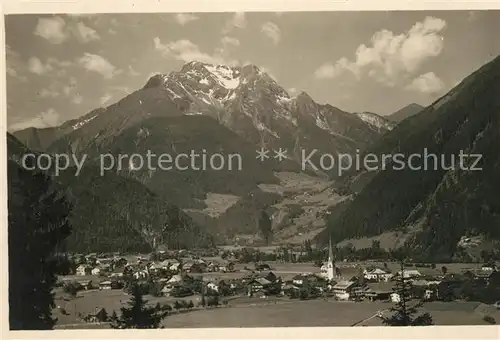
[63,252,236,294]
[324,264,500,303]
[61,251,500,306]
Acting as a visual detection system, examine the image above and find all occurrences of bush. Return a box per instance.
[207,296,219,307]
[187,300,194,309]
[173,300,183,310]
[63,283,79,297]
[483,315,496,324]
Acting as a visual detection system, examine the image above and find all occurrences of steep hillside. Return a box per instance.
[355,112,395,133]
[387,103,425,123]
[317,56,500,261]
[10,61,392,242]
[7,133,214,252]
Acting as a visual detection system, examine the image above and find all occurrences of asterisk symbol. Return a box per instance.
[256,147,270,162]
[274,148,288,162]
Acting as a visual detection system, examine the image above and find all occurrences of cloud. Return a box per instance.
[154,38,237,66]
[315,16,446,85]
[38,87,60,98]
[78,53,120,79]
[175,13,199,25]
[73,22,100,42]
[72,94,83,104]
[261,22,281,44]
[406,72,445,94]
[6,45,28,82]
[63,77,77,95]
[9,108,61,131]
[128,66,141,76]
[27,57,53,75]
[34,16,69,44]
[223,12,247,33]
[34,16,101,44]
[221,36,240,47]
[314,63,340,79]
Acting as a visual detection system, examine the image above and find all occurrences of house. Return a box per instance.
[292,273,318,286]
[481,264,496,272]
[92,307,108,323]
[255,263,271,271]
[167,274,183,284]
[109,271,124,278]
[258,271,278,283]
[133,270,148,280]
[292,275,306,286]
[364,282,395,301]
[207,261,220,272]
[396,269,422,279]
[189,262,207,273]
[169,262,181,272]
[99,280,122,290]
[206,282,219,292]
[75,279,93,290]
[247,277,272,293]
[391,292,401,303]
[113,257,128,267]
[219,261,235,272]
[76,264,92,276]
[281,283,300,296]
[99,281,113,290]
[364,268,393,282]
[332,281,356,300]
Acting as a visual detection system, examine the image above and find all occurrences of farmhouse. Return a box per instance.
[332,281,356,300]
[364,282,395,301]
[76,264,92,276]
[363,268,393,282]
[248,277,273,293]
[396,269,422,278]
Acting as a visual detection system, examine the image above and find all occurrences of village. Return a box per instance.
[53,242,500,327]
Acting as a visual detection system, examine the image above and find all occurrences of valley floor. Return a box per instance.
[55,294,499,328]
[53,260,495,329]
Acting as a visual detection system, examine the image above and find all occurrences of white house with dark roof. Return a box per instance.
[364,268,393,281]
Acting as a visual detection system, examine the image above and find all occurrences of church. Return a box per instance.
[319,238,336,281]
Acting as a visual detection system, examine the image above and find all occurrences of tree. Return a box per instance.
[8,161,72,330]
[441,266,448,276]
[381,261,434,326]
[63,282,79,297]
[110,283,169,329]
[258,210,273,244]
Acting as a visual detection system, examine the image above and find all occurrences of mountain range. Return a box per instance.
[11,56,498,259]
[11,62,393,246]
[387,103,425,123]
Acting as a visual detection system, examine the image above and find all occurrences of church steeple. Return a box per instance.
[328,237,334,262]
[327,236,335,281]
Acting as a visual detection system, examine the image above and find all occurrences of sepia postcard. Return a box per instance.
[2,1,500,339]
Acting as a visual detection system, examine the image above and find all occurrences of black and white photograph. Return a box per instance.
[4,4,500,334]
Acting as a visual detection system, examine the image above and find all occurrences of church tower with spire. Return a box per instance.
[327,237,335,281]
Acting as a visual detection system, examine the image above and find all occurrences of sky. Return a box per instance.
[5,11,500,131]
